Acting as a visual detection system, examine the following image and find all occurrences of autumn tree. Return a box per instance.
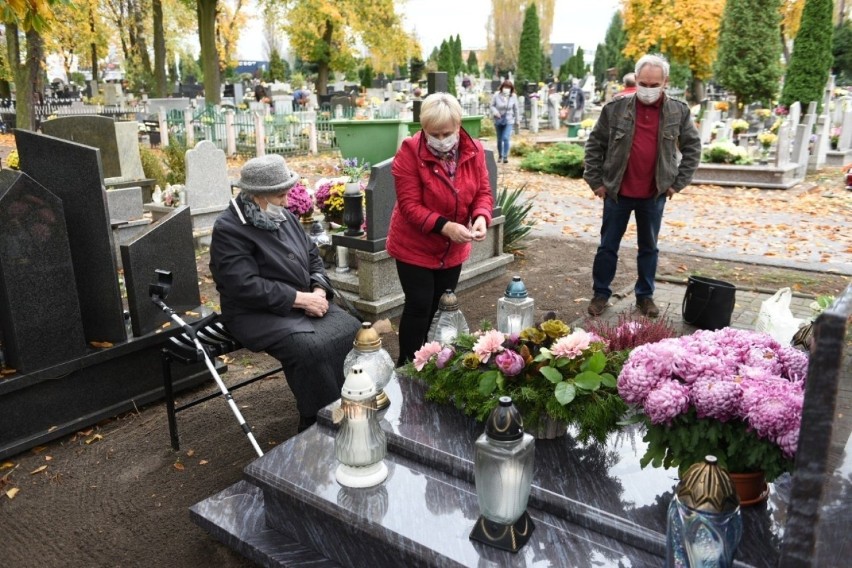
[714,0,783,113]
[780,0,834,112]
[487,0,554,75]
[43,0,110,80]
[780,0,806,64]
[623,0,726,102]
[271,0,417,97]
[516,2,541,85]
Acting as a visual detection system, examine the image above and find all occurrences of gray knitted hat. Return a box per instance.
[236,154,300,194]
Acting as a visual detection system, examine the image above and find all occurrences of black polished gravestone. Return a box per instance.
[40,115,122,179]
[0,170,87,372]
[121,206,201,337]
[15,129,127,343]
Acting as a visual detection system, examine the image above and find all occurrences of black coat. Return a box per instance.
[209,197,336,352]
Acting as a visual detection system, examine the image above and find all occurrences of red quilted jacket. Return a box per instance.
[386,129,493,269]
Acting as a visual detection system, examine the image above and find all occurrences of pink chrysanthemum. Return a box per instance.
[777,346,809,382]
[643,380,691,425]
[472,330,506,364]
[413,341,443,371]
[741,377,803,440]
[776,427,800,459]
[690,376,742,422]
[551,329,594,359]
[618,340,683,404]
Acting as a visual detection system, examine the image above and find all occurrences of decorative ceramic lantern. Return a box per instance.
[426,289,470,345]
[469,396,536,553]
[496,276,535,335]
[343,322,395,416]
[666,455,742,568]
[334,365,388,488]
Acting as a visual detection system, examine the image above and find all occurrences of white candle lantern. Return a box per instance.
[335,365,388,488]
[497,276,535,335]
[426,289,470,345]
[343,322,395,416]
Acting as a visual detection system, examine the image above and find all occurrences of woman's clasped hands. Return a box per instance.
[295,288,329,318]
[441,217,488,244]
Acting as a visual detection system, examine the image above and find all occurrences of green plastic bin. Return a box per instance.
[330,118,408,166]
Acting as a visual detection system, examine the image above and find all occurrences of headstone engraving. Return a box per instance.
[0,170,87,372]
[121,206,201,337]
[15,129,127,343]
[41,115,122,178]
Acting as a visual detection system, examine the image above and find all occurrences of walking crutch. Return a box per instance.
[149,269,264,457]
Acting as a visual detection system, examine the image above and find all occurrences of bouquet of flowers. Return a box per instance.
[286,180,314,218]
[774,104,789,117]
[715,101,729,112]
[580,118,597,130]
[619,328,808,482]
[5,149,19,170]
[409,318,631,443]
[314,177,347,221]
[162,184,183,207]
[754,109,772,120]
[830,126,841,147]
[338,157,371,183]
[702,141,752,165]
[731,119,749,134]
[757,130,777,150]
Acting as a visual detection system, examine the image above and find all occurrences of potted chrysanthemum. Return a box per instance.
[286,180,315,224]
[618,328,808,504]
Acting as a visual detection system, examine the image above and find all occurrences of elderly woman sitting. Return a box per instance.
[209,154,361,432]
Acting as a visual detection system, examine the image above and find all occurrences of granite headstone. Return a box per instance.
[41,115,122,179]
[185,140,232,211]
[15,129,127,343]
[120,206,201,337]
[0,170,87,372]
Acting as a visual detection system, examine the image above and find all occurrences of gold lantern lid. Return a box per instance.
[353,322,381,352]
[438,289,459,311]
[676,455,740,513]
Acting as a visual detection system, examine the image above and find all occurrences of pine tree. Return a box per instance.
[714,0,783,113]
[360,63,374,89]
[437,39,457,96]
[268,49,286,82]
[593,43,608,85]
[467,51,480,76]
[832,20,852,85]
[780,0,834,112]
[453,34,464,77]
[516,2,541,85]
[604,12,632,79]
[410,56,425,82]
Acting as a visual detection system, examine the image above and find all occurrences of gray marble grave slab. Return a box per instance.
[15,129,127,343]
[114,121,145,180]
[185,140,232,211]
[0,170,87,372]
[775,123,792,167]
[120,206,201,337]
[41,115,122,179]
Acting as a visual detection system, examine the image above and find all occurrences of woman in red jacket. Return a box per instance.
[387,93,494,366]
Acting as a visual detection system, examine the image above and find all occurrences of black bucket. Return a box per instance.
[682,276,737,330]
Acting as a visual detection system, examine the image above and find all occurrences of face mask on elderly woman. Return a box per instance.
[264,201,287,222]
[426,132,459,154]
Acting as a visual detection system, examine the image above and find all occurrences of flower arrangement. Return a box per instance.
[5,149,19,170]
[702,141,752,165]
[286,180,314,218]
[580,118,597,130]
[774,104,789,117]
[755,108,772,120]
[408,317,665,443]
[619,328,809,482]
[830,126,841,147]
[715,101,729,112]
[769,118,782,134]
[757,130,777,150]
[731,119,749,134]
[314,177,347,220]
[338,157,371,183]
[162,184,183,207]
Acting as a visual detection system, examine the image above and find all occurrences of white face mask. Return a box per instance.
[636,85,663,104]
[426,132,459,153]
[265,201,287,222]
[502,88,511,96]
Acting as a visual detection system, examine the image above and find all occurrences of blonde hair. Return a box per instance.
[419,93,462,131]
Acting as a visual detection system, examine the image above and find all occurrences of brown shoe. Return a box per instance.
[636,297,660,318]
[587,295,609,317]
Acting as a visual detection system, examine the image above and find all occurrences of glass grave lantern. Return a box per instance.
[666,455,742,567]
[497,276,534,335]
[469,396,536,553]
[343,322,395,416]
[426,289,469,345]
[334,365,388,488]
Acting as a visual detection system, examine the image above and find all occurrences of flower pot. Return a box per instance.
[728,471,768,506]
[529,416,567,439]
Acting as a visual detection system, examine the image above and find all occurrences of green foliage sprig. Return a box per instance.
[519,143,585,177]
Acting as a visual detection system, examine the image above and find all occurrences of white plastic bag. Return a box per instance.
[755,288,805,344]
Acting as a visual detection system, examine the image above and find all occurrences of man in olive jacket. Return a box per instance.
[583,53,701,318]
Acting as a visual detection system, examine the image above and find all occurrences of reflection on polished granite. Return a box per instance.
[192,373,789,567]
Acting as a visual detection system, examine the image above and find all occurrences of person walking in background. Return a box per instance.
[490,80,520,164]
[387,93,493,366]
[614,73,637,99]
[583,54,701,319]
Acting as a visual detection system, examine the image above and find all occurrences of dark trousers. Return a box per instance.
[592,194,666,300]
[395,260,463,366]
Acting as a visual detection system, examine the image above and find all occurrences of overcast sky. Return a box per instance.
[237,0,622,61]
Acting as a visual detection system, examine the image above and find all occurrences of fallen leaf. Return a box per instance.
[47,426,58,433]
[161,322,172,329]
[31,446,48,454]
[89,341,114,348]
[6,487,19,499]
[676,265,688,272]
[186,449,195,457]
[173,462,185,471]
[0,462,14,471]
[85,434,103,445]
[30,465,47,475]
[80,429,94,436]
[198,460,209,466]
[45,456,53,461]
[0,368,16,376]
[184,311,200,316]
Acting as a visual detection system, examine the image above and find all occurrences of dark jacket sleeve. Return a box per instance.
[583,104,611,191]
[673,106,702,191]
[209,220,298,315]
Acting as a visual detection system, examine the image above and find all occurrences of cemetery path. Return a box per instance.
[0,134,849,568]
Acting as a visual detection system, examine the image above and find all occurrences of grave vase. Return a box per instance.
[728,471,768,506]
[529,415,568,440]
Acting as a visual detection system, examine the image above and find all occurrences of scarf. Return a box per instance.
[238,191,280,231]
[426,144,459,178]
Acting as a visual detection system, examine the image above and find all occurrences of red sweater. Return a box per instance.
[620,95,662,199]
[386,130,493,269]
